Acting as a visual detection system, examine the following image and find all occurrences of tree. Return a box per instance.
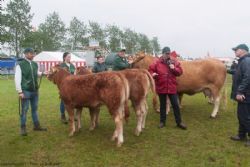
[150,37,161,54]
[106,24,123,52]
[21,30,48,53]
[4,0,33,57]
[137,33,152,53]
[122,28,138,54]
[0,13,11,44]
[39,12,66,50]
[88,21,107,48]
[68,17,87,50]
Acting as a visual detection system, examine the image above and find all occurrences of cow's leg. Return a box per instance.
[141,99,148,129]
[95,107,100,127]
[89,107,96,131]
[166,96,170,114]
[178,93,183,108]
[210,96,221,118]
[76,108,82,132]
[133,100,143,136]
[210,89,221,118]
[66,106,75,136]
[114,113,124,147]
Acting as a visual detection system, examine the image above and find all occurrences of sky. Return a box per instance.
[2,0,250,58]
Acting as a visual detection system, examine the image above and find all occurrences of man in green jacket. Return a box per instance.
[14,48,47,136]
[112,48,133,71]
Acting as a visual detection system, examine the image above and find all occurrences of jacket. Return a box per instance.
[149,58,182,94]
[92,62,108,73]
[231,54,250,103]
[112,55,130,71]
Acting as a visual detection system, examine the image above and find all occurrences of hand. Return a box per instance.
[128,60,133,64]
[236,94,245,102]
[152,73,158,77]
[19,93,25,99]
[169,64,175,69]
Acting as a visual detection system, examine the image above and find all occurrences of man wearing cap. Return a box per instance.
[92,55,108,73]
[229,44,250,146]
[15,48,47,136]
[112,48,133,71]
[149,46,187,130]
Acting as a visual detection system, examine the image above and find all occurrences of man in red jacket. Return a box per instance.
[149,46,187,129]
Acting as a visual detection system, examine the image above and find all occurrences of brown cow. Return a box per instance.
[76,67,156,136]
[47,66,129,147]
[132,53,227,118]
[119,69,156,136]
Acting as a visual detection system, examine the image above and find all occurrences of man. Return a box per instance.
[15,48,47,136]
[112,48,133,71]
[149,46,187,130]
[92,55,108,73]
[230,44,250,146]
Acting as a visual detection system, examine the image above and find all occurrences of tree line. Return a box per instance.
[0,0,161,57]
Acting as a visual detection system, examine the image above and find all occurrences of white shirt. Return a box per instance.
[14,58,42,93]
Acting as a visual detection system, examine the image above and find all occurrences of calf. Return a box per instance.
[48,66,129,147]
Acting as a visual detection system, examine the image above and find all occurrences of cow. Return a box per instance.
[76,67,157,136]
[131,53,227,118]
[47,66,129,147]
[119,69,156,136]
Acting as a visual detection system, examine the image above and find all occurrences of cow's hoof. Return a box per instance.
[210,115,216,119]
[89,127,95,131]
[69,132,74,137]
[116,142,122,147]
[134,129,141,136]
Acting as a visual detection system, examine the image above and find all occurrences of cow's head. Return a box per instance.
[76,66,92,75]
[47,65,69,84]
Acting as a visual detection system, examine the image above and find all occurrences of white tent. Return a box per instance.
[34,51,86,71]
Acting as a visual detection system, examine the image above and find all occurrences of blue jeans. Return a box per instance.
[20,91,39,127]
[60,100,65,116]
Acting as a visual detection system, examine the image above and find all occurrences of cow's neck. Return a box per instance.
[54,69,70,89]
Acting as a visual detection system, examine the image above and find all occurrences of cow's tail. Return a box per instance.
[117,72,130,123]
[141,69,158,112]
[221,75,228,110]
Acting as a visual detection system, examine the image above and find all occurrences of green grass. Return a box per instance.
[0,76,250,167]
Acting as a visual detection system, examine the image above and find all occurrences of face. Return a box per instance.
[118,51,126,57]
[97,57,104,63]
[162,52,170,60]
[25,52,35,60]
[64,54,71,63]
[234,49,247,58]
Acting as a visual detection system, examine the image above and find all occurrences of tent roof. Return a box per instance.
[33,51,85,62]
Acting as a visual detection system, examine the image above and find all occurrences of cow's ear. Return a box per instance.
[51,67,57,73]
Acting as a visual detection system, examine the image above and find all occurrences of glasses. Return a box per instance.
[164,53,170,55]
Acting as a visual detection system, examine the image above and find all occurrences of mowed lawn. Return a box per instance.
[0,76,250,167]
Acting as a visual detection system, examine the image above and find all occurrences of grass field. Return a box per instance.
[0,76,250,167]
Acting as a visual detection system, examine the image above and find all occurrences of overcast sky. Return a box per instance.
[3,0,250,58]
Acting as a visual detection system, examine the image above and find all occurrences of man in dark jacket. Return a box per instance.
[149,46,187,130]
[92,55,108,73]
[112,48,133,71]
[14,48,47,136]
[229,44,250,146]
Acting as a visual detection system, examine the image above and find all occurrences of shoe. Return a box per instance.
[177,123,187,130]
[61,114,68,124]
[33,123,47,131]
[230,135,246,141]
[20,126,27,136]
[158,122,165,128]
